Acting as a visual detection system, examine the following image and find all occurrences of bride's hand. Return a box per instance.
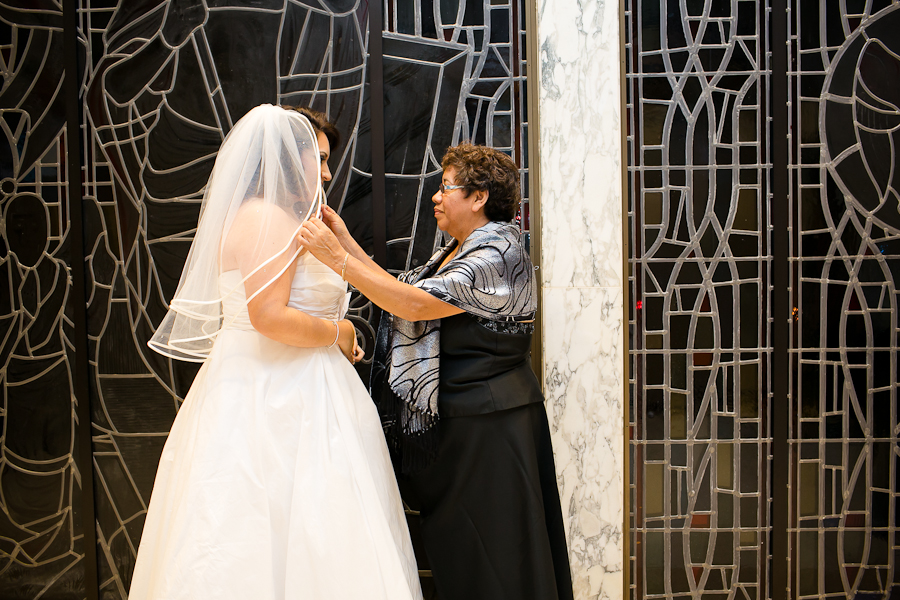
[351,336,364,364]
[336,319,360,363]
[298,218,344,272]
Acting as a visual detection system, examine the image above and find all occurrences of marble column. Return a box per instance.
[535,0,625,598]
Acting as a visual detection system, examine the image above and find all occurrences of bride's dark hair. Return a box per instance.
[282,105,341,151]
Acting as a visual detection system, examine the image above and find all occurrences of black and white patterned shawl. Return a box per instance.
[371,221,536,472]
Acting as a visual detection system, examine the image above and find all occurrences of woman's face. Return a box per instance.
[432,166,477,238]
[317,131,332,183]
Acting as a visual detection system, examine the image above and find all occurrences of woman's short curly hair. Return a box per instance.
[281,105,341,151]
[441,143,520,222]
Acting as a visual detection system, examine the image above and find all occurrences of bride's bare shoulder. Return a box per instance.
[228,199,299,234]
[221,199,299,269]
[232,197,290,220]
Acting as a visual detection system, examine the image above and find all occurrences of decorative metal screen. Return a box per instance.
[626,0,772,596]
[0,6,88,598]
[379,0,533,268]
[788,0,899,596]
[1,0,532,598]
[627,0,900,598]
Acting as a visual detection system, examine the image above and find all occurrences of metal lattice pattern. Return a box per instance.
[380,0,532,266]
[628,0,900,597]
[626,0,772,596]
[0,6,88,597]
[788,0,900,597]
[385,0,530,164]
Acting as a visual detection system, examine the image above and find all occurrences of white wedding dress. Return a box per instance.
[130,252,423,600]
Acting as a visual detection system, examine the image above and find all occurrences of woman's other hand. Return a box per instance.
[298,217,345,272]
[321,205,351,242]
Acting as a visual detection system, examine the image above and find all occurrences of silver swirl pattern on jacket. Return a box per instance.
[386,221,537,427]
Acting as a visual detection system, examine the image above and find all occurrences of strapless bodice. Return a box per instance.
[219,252,350,330]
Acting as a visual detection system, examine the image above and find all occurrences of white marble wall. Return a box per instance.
[535,0,625,597]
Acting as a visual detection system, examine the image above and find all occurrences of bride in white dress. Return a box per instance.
[130,104,423,600]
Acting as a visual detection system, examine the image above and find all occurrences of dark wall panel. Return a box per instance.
[0,6,88,600]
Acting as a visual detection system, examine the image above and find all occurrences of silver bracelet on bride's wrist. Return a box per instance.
[328,319,340,348]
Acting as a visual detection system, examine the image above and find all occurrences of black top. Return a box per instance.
[438,312,544,417]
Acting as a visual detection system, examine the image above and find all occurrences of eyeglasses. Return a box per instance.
[438,183,466,194]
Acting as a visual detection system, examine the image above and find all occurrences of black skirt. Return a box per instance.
[399,402,574,600]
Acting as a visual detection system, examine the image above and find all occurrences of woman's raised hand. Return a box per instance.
[320,205,350,241]
[298,217,345,272]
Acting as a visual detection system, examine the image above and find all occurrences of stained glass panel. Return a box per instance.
[0,6,88,599]
[629,0,900,597]
[626,0,773,596]
[376,0,532,271]
[787,1,900,597]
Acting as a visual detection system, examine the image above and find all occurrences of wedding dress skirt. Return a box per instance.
[130,253,423,600]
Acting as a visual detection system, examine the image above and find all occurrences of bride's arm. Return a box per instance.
[246,265,356,357]
[223,204,356,358]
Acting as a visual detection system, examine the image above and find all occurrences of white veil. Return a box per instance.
[148,104,323,361]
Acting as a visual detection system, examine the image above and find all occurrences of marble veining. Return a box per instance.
[538,0,623,291]
[543,287,624,599]
[536,0,625,596]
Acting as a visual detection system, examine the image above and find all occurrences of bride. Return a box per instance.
[130,104,423,600]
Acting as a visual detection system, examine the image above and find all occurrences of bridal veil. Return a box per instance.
[148,104,324,361]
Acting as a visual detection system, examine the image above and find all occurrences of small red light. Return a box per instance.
[636,300,643,310]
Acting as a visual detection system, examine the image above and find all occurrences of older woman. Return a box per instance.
[299,143,573,600]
